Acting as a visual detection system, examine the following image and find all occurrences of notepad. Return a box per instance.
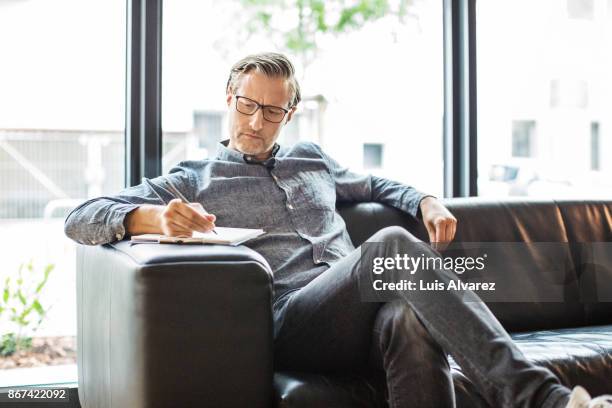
[131,227,265,246]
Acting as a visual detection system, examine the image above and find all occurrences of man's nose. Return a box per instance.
[249,109,264,131]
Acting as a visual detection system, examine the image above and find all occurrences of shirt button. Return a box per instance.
[116,233,122,240]
[287,204,294,210]
[272,175,279,182]
[91,240,97,245]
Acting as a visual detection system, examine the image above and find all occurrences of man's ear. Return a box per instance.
[285,106,297,123]
[226,91,233,107]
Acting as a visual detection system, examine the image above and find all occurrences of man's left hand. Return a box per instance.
[419,196,457,251]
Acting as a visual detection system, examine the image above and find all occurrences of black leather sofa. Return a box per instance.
[76,198,612,408]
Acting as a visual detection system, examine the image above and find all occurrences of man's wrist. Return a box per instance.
[418,195,437,218]
[124,205,164,235]
[420,195,437,208]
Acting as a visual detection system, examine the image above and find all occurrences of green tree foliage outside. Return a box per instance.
[239,0,415,67]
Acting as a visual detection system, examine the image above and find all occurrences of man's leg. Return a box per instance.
[274,234,454,407]
[368,300,455,407]
[274,226,571,408]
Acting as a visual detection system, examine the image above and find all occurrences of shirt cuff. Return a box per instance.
[109,204,140,242]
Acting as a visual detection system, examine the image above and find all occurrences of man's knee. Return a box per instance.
[374,300,442,356]
[375,300,425,338]
[375,225,420,244]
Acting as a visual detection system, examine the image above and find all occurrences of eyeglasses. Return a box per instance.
[235,95,290,123]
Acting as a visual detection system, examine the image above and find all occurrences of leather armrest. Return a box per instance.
[77,241,274,408]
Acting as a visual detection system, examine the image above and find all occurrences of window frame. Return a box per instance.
[132,0,475,198]
[125,0,163,187]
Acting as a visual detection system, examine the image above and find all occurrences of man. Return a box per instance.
[65,53,610,408]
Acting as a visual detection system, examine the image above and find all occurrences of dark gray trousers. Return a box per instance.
[273,226,571,408]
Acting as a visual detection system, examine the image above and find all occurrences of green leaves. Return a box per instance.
[0,261,54,356]
[0,333,32,357]
[2,278,9,303]
[32,300,44,316]
[335,0,389,31]
[17,290,27,306]
[239,0,412,65]
[35,264,53,294]
[0,334,17,357]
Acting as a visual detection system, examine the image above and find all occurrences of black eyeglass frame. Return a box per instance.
[234,95,291,123]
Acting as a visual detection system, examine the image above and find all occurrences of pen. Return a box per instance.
[142,177,218,235]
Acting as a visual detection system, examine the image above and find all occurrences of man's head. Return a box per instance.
[225,52,301,160]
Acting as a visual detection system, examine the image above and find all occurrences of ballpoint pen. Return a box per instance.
[142,177,218,235]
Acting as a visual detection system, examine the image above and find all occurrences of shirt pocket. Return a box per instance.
[290,168,336,211]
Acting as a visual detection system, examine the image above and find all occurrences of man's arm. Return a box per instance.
[313,143,428,216]
[313,143,457,246]
[64,168,215,245]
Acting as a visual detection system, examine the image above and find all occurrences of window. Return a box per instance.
[363,143,384,169]
[512,121,536,158]
[0,0,126,386]
[550,79,589,109]
[591,122,600,171]
[161,0,444,195]
[567,0,595,20]
[477,0,612,198]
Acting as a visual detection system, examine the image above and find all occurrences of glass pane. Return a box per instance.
[0,0,125,385]
[162,0,443,196]
[477,0,612,198]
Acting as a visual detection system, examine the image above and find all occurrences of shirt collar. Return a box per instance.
[216,139,280,167]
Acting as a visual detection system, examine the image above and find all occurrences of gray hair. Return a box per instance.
[226,52,301,108]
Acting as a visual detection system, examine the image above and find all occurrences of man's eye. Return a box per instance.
[266,107,284,115]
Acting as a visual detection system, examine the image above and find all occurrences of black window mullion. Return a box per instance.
[443,0,477,197]
[125,0,162,187]
[467,0,478,196]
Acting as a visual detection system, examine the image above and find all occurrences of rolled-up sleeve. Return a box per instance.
[64,168,194,245]
[313,143,433,218]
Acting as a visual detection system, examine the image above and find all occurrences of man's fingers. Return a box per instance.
[162,200,216,235]
[171,202,216,232]
[437,220,450,251]
[174,207,215,232]
[435,220,446,244]
[165,220,193,237]
[188,203,216,221]
[185,202,216,222]
[426,223,436,245]
[444,220,454,243]
[449,221,457,241]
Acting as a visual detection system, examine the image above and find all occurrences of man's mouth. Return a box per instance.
[243,133,260,140]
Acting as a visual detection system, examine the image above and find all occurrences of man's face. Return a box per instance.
[226,70,296,160]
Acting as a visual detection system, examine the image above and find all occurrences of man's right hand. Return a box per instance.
[159,199,216,237]
[125,199,216,237]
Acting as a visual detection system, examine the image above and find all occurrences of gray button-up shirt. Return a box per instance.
[64,140,428,303]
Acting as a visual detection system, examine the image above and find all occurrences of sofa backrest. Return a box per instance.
[556,200,612,326]
[337,198,612,333]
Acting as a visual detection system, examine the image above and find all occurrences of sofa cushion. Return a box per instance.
[274,371,387,408]
[274,325,612,408]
